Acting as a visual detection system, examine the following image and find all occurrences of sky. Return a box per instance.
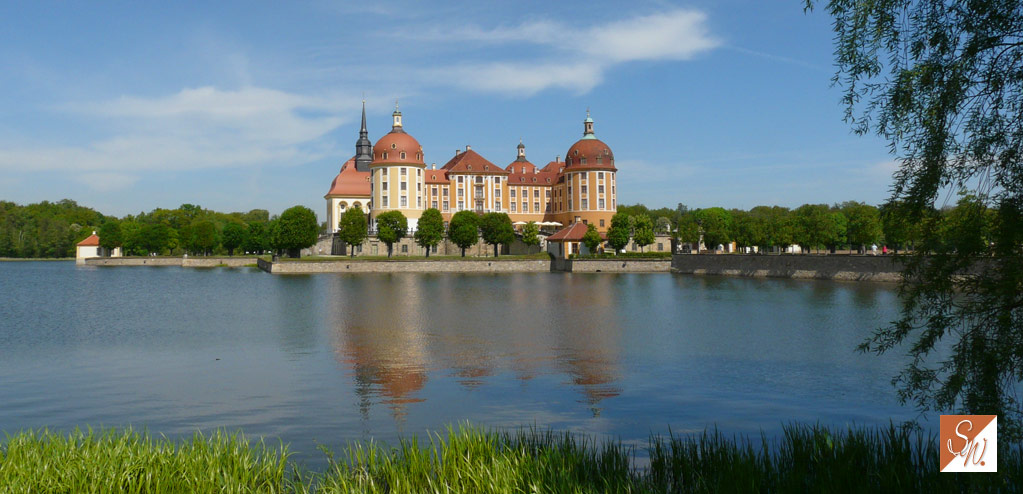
[0,1,898,220]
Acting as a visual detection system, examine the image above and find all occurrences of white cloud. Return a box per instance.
[0,86,357,189]
[412,9,718,95]
[76,172,139,192]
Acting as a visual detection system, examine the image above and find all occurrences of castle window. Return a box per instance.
[457,176,463,183]
[382,182,388,191]
[534,189,539,198]
[599,185,605,194]
[600,219,605,227]
[400,167,407,176]
[382,152,388,160]
[581,199,588,209]
[581,186,587,194]
[484,165,489,171]
[510,202,516,212]
[546,178,551,184]
[495,177,501,185]
[432,175,436,180]
[432,186,438,196]
[432,200,438,209]
[522,202,527,212]
[400,196,407,207]
[443,200,449,211]
[510,189,516,198]
[534,201,539,212]
[417,168,421,177]
[467,165,472,171]
[596,156,602,164]
[400,152,406,160]
[400,181,407,191]
[598,172,604,180]
[599,198,605,209]
[391,143,396,149]
[443,188,449,197]
[520,177,525,183]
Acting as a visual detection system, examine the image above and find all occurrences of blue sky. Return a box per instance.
[0,1,897,220]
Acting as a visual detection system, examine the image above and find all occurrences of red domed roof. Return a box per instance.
[565,138,615,171]
[372,132,424,165]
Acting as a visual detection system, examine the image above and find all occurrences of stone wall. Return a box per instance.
[671,254,905,282]
[259,258,551,274]
[84,257,257,268]
[551,258,671,272]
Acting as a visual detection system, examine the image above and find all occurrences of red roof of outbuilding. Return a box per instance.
[547,222,604,242]
[325,158,371,197]
[77,233,100,246]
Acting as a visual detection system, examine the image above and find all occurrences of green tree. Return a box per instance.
[273,206,319,258]
[448,211,479,257]
[188,220,218,256]
[581,223,602,256]
[221,222,246,256]
[479,212,514,257]
[674,213,699,246]
[521,221,541,252]
[139,223,171,255]
[243,222,269,254]
[337,206,368,258]
[375,210,408,258]
[812,0,1023,435]
[654,217,672,234]
[793,204,837,254]
[605,213,631,254]
[633,215,655,252]
[842,202,882,253]
[694,207,732,250]
[414,208,444,258]
[880,202,915,254]
[98,221,123,252]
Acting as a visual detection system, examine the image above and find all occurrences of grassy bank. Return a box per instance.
[1,424,1019,492]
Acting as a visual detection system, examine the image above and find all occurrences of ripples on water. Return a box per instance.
[0,261,924,466]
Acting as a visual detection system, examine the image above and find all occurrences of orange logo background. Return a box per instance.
[940,414,997,472]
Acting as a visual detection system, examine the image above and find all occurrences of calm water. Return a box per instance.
[0,262,926,466]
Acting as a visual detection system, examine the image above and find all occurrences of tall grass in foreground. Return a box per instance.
[1,424,1020,493]
[0,427,300,493]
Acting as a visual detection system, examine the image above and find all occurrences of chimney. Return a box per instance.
[431,163,436,170]
[455,149,461,156]
[465,145,472,151]
[555,155,560,162]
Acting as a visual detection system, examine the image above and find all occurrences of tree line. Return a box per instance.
[0,200,320,258]
[615,195,998,255]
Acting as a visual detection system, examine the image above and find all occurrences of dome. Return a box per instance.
[565,138,615,170]
[372,131,425,165]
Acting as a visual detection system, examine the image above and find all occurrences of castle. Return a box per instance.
[325,103,618,248]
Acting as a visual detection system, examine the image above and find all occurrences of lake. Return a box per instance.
[0,261,926,466]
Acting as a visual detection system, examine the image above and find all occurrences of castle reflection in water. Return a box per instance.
[326,273,623,420]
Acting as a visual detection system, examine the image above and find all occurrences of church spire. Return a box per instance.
[354,99,373,171]
[515,138,527,162]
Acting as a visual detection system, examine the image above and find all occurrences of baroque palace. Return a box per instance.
[325,103,618,239]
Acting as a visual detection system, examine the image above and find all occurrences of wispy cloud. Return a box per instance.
[0,86,359,190]
[411,9,718,95]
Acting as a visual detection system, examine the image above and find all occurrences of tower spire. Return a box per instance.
[516,138,526,161]
[582,109,595,139]
[353,98,373,171]
[391,100,404,133]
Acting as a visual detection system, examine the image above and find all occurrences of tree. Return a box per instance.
[521,221,541,252]
[793,204,837,254]
[842,202,882,253]
[674,213,699,247]
[448,210,479,257]
[273,206,319,257]
[138,223,171,255]
[633,215,655,252]
[243,222,269,254]
[414,208,444,258]
[812,0,1023,436]
[581,224,602,256]
[694,208,732,250]
[479,212,514,257]
[188,220,218,256]
[221,222,246,256]
[606,213,631,254]
[337,206,368,258]
[98,221,122,252]
[375,210,408,257]
[654,217,672,234]
[880,202,915,254]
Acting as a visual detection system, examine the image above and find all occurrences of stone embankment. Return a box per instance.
[671,254,904,282]
[83,257,257,267]
[257,258,551,274]
[550,258,671,273]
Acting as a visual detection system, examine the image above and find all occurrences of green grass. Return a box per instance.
[2,424,1020,492]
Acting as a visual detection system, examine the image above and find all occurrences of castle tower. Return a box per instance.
[354,100,373,172]
[369,102,427,230]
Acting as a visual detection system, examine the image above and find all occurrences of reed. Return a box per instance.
[1,424,1020,493]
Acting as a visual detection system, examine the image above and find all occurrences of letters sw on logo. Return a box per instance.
[940,415,997,473]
